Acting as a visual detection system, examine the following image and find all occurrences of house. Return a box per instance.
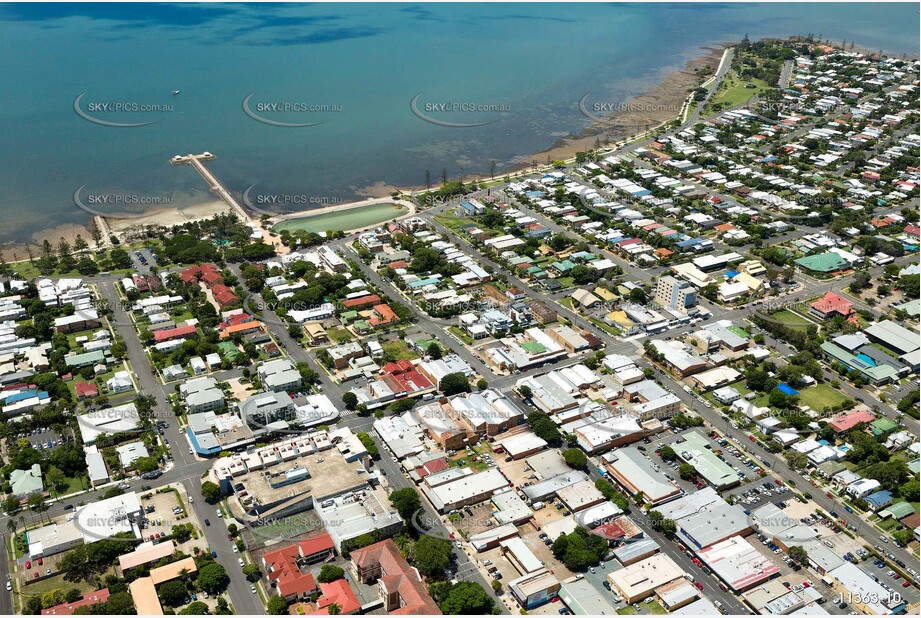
[106,371,134,394]
[10,463,43,498]
[262,533,334,601]
[311,580,361,615]
[809,291,858,323]
[74,382,98,400]
[863,490,893,511]
[570,289,602,309]
[350,539,441,615]
[40,589,110,616]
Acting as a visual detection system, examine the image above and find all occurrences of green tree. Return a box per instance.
[678,464,697,480]
[158,580,188,607]
[200,481,222,504]
[427,342,443,360]
[242,563,261,582]
[785,450,808,470]
[101,592,136,615]
[439,372,471,396]
[562,448,587,470]
[3,495,20,514]
[649,510,676,535]
[437,582,495,615]
[133,456,160,475]
[267,596,289,615]
[342,392,358,411]
[327,603,341,615]
[196,562,229,594]
[788,545,809,566]
[215,597,232,615]
[389,488,421,522]
[179,600,209,615]
[659,445,678,462]
[412,534,453,578]
[318,564,345,583]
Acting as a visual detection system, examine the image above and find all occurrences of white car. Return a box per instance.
[232,546,238,553]
[5,582,11,591]
[250,585,257,594]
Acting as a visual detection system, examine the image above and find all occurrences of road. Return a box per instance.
[369,433,505,611]
[584,461,749,614]
[0,278,263,615]
[97,281,266,615]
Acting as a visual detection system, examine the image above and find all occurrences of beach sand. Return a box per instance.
[106,200,232,233]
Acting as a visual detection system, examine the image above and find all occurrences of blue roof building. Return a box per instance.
[864,490,893,511]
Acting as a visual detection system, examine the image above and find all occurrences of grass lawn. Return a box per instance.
[447,326,474,346]
[589,317,621,337]
[326,327,352,343]
[381,340,419,361]
[21,573,100,599]
[432,215,474,232]
[797,384,851,412]
[558,277,575,289]
[878,518,899,532]
[770,309,814,332]
[65,327,102,349]
[617,607,637,615]
[708,71,770,111]
[51,474,89,497]
[644,601,667,615]
[246,516,323,548]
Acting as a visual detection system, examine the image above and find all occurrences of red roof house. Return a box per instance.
[827,409,876,433]
[310,580,361,615]
[153,324,197,343]
[211,284,240,308]
[74,382,98,400]
[262,533,334,601]
[350,540,441,615]
[342,294,381,310]
[41,589,110,615]
[809,291,857,324]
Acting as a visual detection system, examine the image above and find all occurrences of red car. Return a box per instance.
[24,561,31,570]
[694,582,704,590]
[748,435,756,442]
[774,479,782,485]
[227,533,233,540]
[826,492,834,499]
[902,582,911,588]
[692,558,702,567]
[33,573,38,579]
[37,558,42,566]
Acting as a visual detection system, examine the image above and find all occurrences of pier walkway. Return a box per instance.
[171,152,253,223]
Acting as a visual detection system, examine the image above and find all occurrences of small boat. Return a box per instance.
[172,90,181,96]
